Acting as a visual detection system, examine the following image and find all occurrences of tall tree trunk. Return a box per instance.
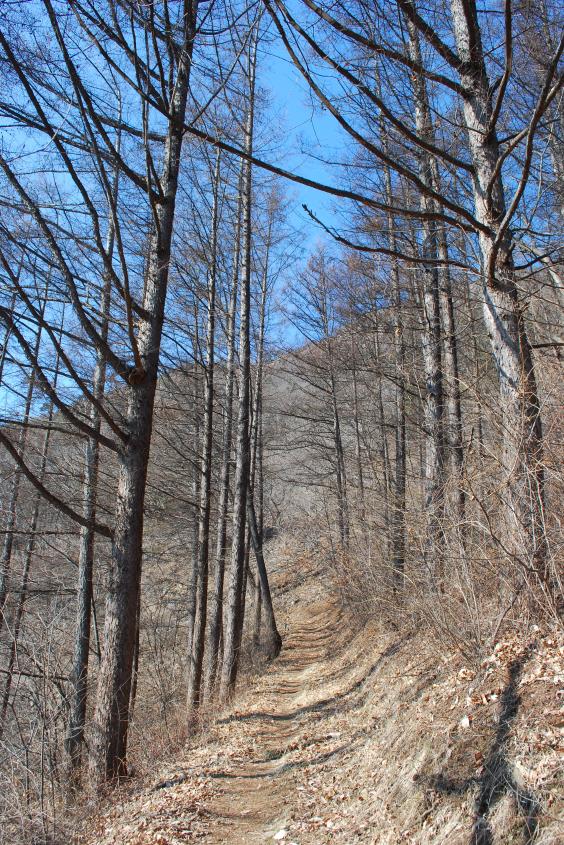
[246,495,281,659]
[252,404,263,651]
[89,2,198,784]
[67,167,117,777]
[329,363,349,549]
[375,66,406,584]
[380,148,407,586]
[187,302,202,665]
[372,314,391,548]
[406,28,467,545]
[187,151,220,719]
[203,164,242,699]
[464,270,486,461]
[219,32,257,701]
[449,0,547,580]
[436,230,466,539]
[407,20,447,585]
[350,348,366,526]
[128,586,141,724]
[248,219,280,659]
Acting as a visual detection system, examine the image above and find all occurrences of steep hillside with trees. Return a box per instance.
[0,0,561,842]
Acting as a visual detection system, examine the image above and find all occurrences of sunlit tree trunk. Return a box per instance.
[219,31,257,701]
[372,312,391,550]
[203,164,242,699]
[379,126,407,585]
[449,0,547,580]
[187,302,202,666]
[408,25,466,548]
[247,216,280,659]
[90,1,199,784]
[407,19,447,584]
[67,165,118,777]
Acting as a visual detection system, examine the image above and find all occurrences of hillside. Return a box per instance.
[74,540,563,845]
[1,2,563,841]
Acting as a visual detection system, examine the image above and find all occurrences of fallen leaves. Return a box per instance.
[74,589,564,845]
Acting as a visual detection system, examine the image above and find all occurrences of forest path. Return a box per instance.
[195,588,345,843]
[86,565,373,845]
[81,560,562,845]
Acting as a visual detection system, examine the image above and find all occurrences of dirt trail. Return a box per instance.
[82,562,563,845]
[200,591,344,843]
[85,572,363,845]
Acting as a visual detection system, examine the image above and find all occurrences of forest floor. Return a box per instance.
[77,548,563,844]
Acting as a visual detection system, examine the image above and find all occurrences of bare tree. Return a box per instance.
[187,150,221,719]
[220,26,259,701]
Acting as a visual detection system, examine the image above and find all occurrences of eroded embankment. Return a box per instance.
[77,554,563,845]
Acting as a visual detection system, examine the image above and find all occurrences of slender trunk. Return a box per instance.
[128,587,141,724]
[240,524,251,631]
[0,290,48,614]
[391,275,407,587]
[436,230,466,538]
[0,290,17,386]
[248,233,280,657]
[376,66,406,583]
[321,283,349,549]
[382,159,407,585]
[351,352,366,521]
[408,32,466,544]
[0,312,61,739]
[329,364,349,549]
[187,306,202,665]
[464,271,486,460]
[219,34,257,701]
[187,151,220,719]
[252,404,263,649]
[67,168,117,776]
[372,317,391,548]
[246,495,281,659]
[90,3,198,784]
[203,167,242,699]
[407,21,446,584]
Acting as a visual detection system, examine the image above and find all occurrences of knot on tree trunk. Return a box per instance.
[127,365,147,386]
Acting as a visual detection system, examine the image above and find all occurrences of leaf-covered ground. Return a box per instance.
[76,552,563,844]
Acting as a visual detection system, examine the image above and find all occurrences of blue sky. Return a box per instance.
[257,29,347,251]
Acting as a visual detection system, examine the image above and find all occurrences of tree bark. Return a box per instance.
[246,495,281,659]
[67,165,117,777]
[89,1,198,784]
[407,22,466,550]
[187,150,220,719]
[248,222,281,658]
[203,163,242,699]
[379,133,407,586]
[187,302,202,666]
[407,19,447,585]
[219,32,257,701]
[449,0,547,578]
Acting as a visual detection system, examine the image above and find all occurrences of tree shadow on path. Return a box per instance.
[418,645,540,844]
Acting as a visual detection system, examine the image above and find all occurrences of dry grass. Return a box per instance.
[70,540,563,844]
